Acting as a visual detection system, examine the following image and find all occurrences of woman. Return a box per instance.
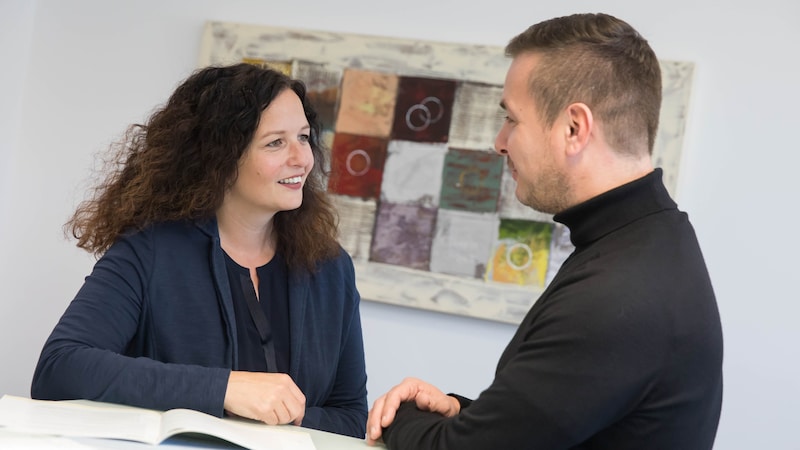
[30,63,368,438]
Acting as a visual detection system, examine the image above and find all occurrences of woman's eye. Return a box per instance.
[267,139,283,148]
[299,134,311,143]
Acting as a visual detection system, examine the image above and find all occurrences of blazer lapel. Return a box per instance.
[198,218,238,368]
[287,270,310,377]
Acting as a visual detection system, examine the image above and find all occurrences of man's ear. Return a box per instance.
[564,103,593,156]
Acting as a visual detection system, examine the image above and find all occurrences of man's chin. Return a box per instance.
[517,195,554,215]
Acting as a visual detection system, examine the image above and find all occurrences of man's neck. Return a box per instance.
[568,153,654,209]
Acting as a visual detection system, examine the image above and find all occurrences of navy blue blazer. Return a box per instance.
[31,219,368,438]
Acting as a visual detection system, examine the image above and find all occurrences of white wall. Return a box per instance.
[0,1,35,239]
[1,1,798,448]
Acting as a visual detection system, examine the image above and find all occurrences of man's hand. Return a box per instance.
[224,371,306,426]
[366,377,460,445]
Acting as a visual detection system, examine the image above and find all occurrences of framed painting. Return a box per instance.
[198,21,694,324]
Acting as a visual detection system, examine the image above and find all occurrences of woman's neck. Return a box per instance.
[216,207,277,269]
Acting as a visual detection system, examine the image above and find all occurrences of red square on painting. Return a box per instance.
[391,77,456,143]
[328,133,388,200]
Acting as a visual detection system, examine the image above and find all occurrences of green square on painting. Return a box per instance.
[439,148,504,213]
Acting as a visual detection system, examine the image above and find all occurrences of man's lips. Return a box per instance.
[508,160,517,180]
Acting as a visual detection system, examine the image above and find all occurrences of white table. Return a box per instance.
[0,396,385,450]
[0,426,382,450]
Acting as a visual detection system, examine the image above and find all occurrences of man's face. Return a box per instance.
[494,52,571,215]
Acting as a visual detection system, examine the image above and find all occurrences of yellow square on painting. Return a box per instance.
[485,220,553,287]
[241,58,293,76]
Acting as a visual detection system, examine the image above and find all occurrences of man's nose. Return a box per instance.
[494,125,508,155]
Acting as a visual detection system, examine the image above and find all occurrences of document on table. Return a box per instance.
[0,395,316,450]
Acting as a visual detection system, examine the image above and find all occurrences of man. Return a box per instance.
[366,13,723,450]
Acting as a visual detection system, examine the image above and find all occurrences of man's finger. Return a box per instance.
[367,395,387,442]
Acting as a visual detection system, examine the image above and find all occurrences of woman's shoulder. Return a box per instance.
[317,246,355,273]
[296,247,357,288]
[120,219,211,238]
[112,219,214,255]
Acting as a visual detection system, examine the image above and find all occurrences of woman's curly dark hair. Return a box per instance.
[67,63,340,271]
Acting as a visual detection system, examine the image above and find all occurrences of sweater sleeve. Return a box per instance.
[381,284,664,450]
[30,228,230,416]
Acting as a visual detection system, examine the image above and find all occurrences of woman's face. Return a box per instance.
[225,88,314,219]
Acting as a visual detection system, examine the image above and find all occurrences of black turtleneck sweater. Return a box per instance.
[383,169,723,450]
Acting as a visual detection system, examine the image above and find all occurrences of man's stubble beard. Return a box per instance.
[517,165,571,215]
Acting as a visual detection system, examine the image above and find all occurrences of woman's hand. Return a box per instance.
[224,371,306,426]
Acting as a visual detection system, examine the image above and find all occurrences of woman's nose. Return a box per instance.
[289,141,313,166]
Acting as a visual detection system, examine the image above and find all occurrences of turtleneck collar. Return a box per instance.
[553,168,677,248]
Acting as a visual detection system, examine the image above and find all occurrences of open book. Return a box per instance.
[0,395,315,449]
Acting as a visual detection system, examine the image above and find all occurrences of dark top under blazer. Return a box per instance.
[31,218,368,438]
[383,169,723,449]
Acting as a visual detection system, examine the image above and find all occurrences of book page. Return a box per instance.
[0,396,316,450]
[0,395,161,444]
[160,409,315,450]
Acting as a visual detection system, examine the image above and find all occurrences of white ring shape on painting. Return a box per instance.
[345,149,371,176]
[405,96,444,131]
[505,242,534,271]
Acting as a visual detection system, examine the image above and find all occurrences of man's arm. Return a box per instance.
[365,283,662,449]
[366,377,460,445]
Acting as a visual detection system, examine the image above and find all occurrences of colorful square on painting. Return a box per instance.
[485,219,554,287]
[292,61,343,132]
[330,194,377,263]
[439,148,504,213]
[390,77,456,143]
[429,209,500,278]
[241,58,293,76]
[335,69,398,138]
[328,133,388,200]
[369,202,437,271]
[380,141,447,208]
[449,82,505,151]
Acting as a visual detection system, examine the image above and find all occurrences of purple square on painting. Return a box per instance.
[369,202,437,270]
